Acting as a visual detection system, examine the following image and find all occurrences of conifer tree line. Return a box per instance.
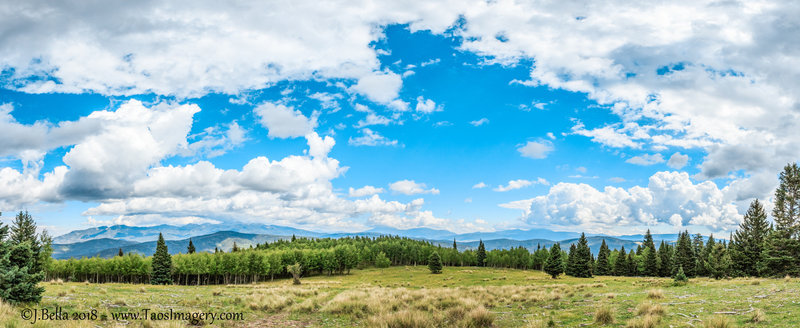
[20,162,800,285]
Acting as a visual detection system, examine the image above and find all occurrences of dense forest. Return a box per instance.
[3,163,800,303]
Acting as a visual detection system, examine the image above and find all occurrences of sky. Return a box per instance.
[1,0,799,237]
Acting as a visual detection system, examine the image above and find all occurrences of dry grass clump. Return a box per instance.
[58,290,68,297]
[605,293,616,299]
[749,308,766,323]
[368,309,433,328]
[50,278,64,285]
[462,306,493,328]
[625,315,660,328]
[646,289,664,299]
[594,304,615,325]
[247,293,294,311]
[99,288,107,295]
[212,290,223,296]
[704,315,735,328]
[635,302,665,316]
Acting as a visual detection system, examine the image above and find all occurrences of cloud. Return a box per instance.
[348,128,399,147]
[494,178,548,192]
[470,118,489,126]
[389,180,440,195]
[517,140,554,159]
[626,153,665,166]
[414,97,441,114]
[472,182,488,189]
[609,177,626,183]
[667,152,690,169]
[351,71,404,104]
[501,171,742,233]
[254,102,317,139]
[349,185,385,197]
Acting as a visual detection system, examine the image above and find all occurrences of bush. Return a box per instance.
[428,252,442,274]
[375,252,391,268]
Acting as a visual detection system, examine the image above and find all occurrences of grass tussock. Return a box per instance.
[635,301,665,317]
[704,315,735,328]
[462,306,493,328]
[625,315,660,328]
[750,308,766,323]
[594,304,615,325]
[368,309,433,328]
[647,289,664,299]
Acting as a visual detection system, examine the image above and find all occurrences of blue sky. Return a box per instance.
[1,1,798,237]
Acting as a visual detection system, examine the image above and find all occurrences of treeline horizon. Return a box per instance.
[2,163,799,300]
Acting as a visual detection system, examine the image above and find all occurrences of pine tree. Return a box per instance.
[188,239,196,254]
[544,243,563,279]
[232,242,239,252]
[730,200,771,276]
[452,238,457,250]
[118,248,124,257]
[595,240,610,275]
[626,250,637,276]
[0,241,45,303]
[657,241,673,277]
[10,211,43,273]
[566,243,577,276]
[673,265,688,285]
[761,163,800,277]
[705,243,732,279]
[572,233,593,278]
[643,230,658,276]
[428,251,443,274]
[613,246,627,276]
[693,234,707,276]
[674,231,696,277]
[477,240,487,267]
[151,233,173,285]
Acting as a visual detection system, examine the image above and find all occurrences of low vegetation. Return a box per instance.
[0,266,798,327]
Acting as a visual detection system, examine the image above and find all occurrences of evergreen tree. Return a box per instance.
[188,239,196,254]
[572,233,593,278]
[643,230,658,276]
[118,248,124,257]
[613,246,627,276]
[705,243,732,279]
[626,250,637,276]
[673,265,688,285]
[657,241,673,277]
[428,251,443,274]
[544,243,563,279]
[566,243,577,276]
[693,233,706,276]
[730,199,770,276]
[0,241,45,303]
[761,163,800,276]
[232,242,239,252]
[10,211,43,273]
[452,238,457,250]
[595,240,610,275]
[673,231,696,277]
[151,233,173,285]
[476,240,487,267]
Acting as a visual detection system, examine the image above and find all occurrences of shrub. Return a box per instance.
[428,252,443,274]
[375,252,391,268]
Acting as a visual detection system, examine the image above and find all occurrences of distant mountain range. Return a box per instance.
[51,223,649,260]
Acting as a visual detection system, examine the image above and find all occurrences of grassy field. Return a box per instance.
[2,266,799,327]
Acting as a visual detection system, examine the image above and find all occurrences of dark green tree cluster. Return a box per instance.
[0,211,51,303]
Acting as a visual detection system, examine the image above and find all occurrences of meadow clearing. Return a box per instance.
[1,266,798,328]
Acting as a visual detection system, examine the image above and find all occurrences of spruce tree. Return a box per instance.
[476,240,487,267]
[118,248,124,257]
[452,238,457,250]
[613,246,627,276]
[188,239,196,254]
[761,163,800,277]
[693,234,706,276]
[544,243,563,279]
[428,251,443,274]
[673,265,688,285]
[705,243,731,279]
[595,240,610,275]
[730,200,771,277]
[657,241,673,277]
[572,233,593,278]
[643,230,658,276]
[0,241,45,303]
[151,233,173,285]
[626,250,637,276]
[10,211,43,273]
[673,231,696,277]
[566,243,577,276]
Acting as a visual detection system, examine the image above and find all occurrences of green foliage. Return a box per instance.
[673,265,688,286]
[374,252,391,268]
[476,240,486,267]
[705,243,731,280]
[761,163,800,277]
[643,230,658,277]
[188,239,196,254]
[657,241,673,277]
[595,240,610,275]
[570,233,593,278]
[428,251,443,274]
[0,211,47,304]
[730,199,771,277]
[673,231,696,277]
[151,233,173,285]
[544,243,563,279]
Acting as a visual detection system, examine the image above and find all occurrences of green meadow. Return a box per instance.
[2,266,798,327]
